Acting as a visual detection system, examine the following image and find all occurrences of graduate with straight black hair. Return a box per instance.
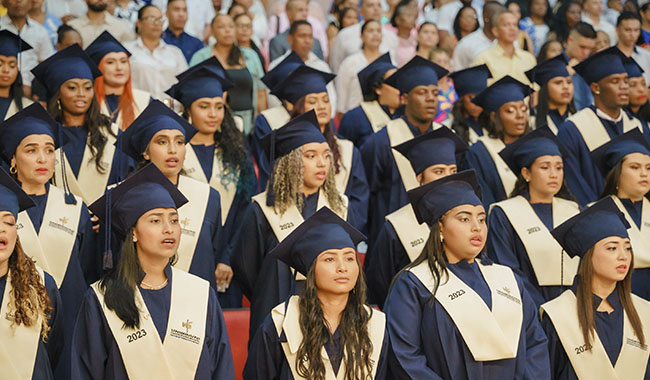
[72,164,235,379]
[244,207,389,380]
[541,198,650,379]
[384,170,551,379]
[448,65,492,145]
[0,30,33,121]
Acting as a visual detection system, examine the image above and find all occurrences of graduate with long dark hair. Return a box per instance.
[526,55,575,133]
[448,65,492,145]
[0,31,33,121]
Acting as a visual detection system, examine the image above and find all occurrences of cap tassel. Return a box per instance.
[58,127,77,205]
[102,188,113,270]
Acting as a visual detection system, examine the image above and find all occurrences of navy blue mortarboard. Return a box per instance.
[261,52,304,91]
[384,56,448,94]
[623,56,644,79]
[165,61,234,108]
[525,54,570,87]
[260,110,326,162]
[573,46,626,84]
[448,64,492,98]
[357,53,396,96]
[0,30,32,57]
[270,207,366,276]
[471,76,533,112]
[271,65,335,104]
[84,31,131,66]
[551,197,630,258]
[0,103,60,164]
[116,99,198,162]
[408,170,483,225]
[0,167,35,218]
[31,44,102,96]
[393,128,468,174]
[499,126,564,175]
[591,129,650,177]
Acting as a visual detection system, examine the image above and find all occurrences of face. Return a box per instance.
[138,6,164,39]
[189,97,225,134]
[431,51,451,72]
[0,55,18,89]
[458,8,478,33]
[341,8,359,28]
[145,129,186,179]
[228,3,245,17]
[361,21,382,49]
[360,0,382,21]
[396,5,417,30]
[87,0,107,12]
[493,12,518,44]
[57,30,82,51]
[404,84,439,123]
[591,236,632,283]
[418,164,457,185]
[133,208,181,260]
[596,73,629,108]
[235,14,253,43]
[530,0,547,17]
[59,78,94,116]
[418,23,439,49]
[0,212,17,268]
[566,3,582,26]
[566,34,596,61]
[497,100,528,138]
[523,155,564,197]
[101,52,130,87]
[166,0,188,30]
[629,77,648,108]
[288,24,314,57]
[547,76,574,107]
[286,0,308,22]
[462,93,483,118]
[31,0,42,11]
[12,134,56,187]
[543,41,563,60]
[314,247,359,296]
[617,19,641,48]
[213,15,235,45]
[595,30,611,52]
[377,68,400,109]
[303,92,331,128]
[618,153,650,199]
[439,204,487,263]
[506,2,521,21]
[4,0,30,18]
[584,0,603,15]
[301,142,331,192]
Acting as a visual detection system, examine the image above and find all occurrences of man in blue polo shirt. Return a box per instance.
[162,0,204,63]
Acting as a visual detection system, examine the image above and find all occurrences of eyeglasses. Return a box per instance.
[142,16,166,24]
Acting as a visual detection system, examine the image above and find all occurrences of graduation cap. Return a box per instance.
[393,127,468,175]
[165,61,234,108]
[271,65,335,104]
[357,53,396,96]
[0,30,33,57]
[525,54,570,87]
[0,167,35,218]
[590,128,650,177]
[471,75,533,112]
[384,55,448,94]
[499,126,564,175]
[31,44,102,96]
[116,99,198,162]
[407,170,482,225]
[269,207,366,276]
[573,46,626,84]
[623,56,644,79]
[261,52,303,91]
[84,31,131,66]
[259,110,326,163]
[448,64,492,98]
[0,103,61,165]
[551,197,630,258]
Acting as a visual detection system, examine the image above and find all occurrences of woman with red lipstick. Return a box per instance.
[625,58,650,125]
[384,170,551,379]
[488,127,580,308]
[541,198,650,380]
[0,31,33,121]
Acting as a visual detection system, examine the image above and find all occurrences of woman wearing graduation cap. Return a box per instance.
[0,30,34,121]
[85,31,152,131]
[624,57,650,125]
[448,64,492,145]
[592,129,650,301]
[338,53,402,149]
[384,170,551,379]
[231,110,351,341]
[465,75,533,206]
[72,164,234,379]
[0,167,64,380]
[244,207,389,380]
[525,55,575,134]
[364,128,468,306]
[31,44,135,206]
[540,197,650,380]
[487,126,580,308]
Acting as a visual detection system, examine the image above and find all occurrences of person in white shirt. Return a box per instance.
[582,0,617,44]
[152,0,215,41]
[436,0,483,44]
[451,0,503,71]
[265,0,329,59]
[44,0,87,21]
[68,0,135,47]
[616,11,650,85]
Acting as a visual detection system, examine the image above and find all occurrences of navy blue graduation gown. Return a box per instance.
[464,140,509,207]
[620,198,650,301]
[547,109,569,128]
[251,112,280,189]
[0,271,64,380]
[70,265,235,380]
[0,96,10,120]
[384,257,551,380]
[338,104,403,148]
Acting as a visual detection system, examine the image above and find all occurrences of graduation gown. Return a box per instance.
[464,136,517,207]
[71,265,235,380]
[384,257,551,380]
[100,88,151,129]
[1,96,33,120]
[0,270,64,380]
[251,106,292,189]
[464,117,486,145]
[338,102,403,148]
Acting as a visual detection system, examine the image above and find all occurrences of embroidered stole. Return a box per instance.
[477,136,517,197]
[492,196,580,286]
[260,106,291,131]
[0,267,44,380]
[541,290,650,380]
[100,89,150,129]
[385,204,431,262]
[568,108,642,151]
[271,295,386,380]
[334,137,354,196]
[612,196,650,269]
[4,97,33,120]
[91,267,209,380]
[175,176,210,272]
[360,101,391,133]
[410,260,523,361]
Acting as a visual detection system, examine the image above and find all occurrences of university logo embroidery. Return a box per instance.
[183,319,193,334]
[644,221,650,228]
[496,286,521,304]
[626,337,649,351]
[170,319,201,344]
[59,217,69,225]
[180,218,195,237]
[48,216,75,235]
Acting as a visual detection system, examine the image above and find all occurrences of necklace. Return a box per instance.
[141,278,168,290]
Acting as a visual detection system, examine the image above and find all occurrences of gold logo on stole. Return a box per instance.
[183,319,193,333]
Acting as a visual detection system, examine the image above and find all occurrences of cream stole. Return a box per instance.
[3,97,33,120]
[91,267,209,380]
[0,267,44,380]
[333,137,354,196]
[410,260,523,361]
[385,204,431,262]
[612,196,650,269]
[53,123,119,205]
[541,290,650,380]
[547,115,558,135]
[99,88,150,129]
[568,108,642,151]
[468,127,486,145]
[492,196,580,286]
[183,145,237,225]
[16,186,83,288]
[175,176,210,272]
[260,106,291,131]
[477,135,517,197]
[360,101,391,133]
[271,295,386,380]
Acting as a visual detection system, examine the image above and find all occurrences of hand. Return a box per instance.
[215,263,233,292]
[91,215,100,233]
[61,14,77,23]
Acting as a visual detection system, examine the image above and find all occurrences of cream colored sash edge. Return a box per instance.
[570,108,642,152]
[261,106,291,131]
[612,196,650,268]
[4,97,33,120]
[385,119,419,191]
[385,204,430,262]
[334,137,354,196]
[175,176,211,272]
[360,101,391,133]
[478,136,517,196]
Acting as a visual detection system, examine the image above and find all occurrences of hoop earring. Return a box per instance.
[9,166,16,174]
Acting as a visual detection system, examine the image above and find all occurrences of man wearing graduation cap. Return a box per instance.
[558,46,650,206]
[360,55,449,245]
[0,30,34,120]
[448,64,492,144]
